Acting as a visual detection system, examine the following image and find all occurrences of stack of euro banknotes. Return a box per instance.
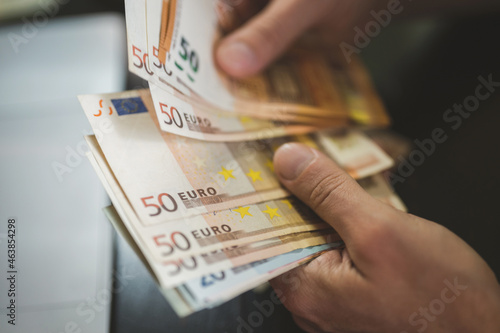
[78,0,406,317]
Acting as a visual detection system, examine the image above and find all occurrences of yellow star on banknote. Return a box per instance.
[262,205,280,219]
[281,200,293,209]
[218,166,235,181]
[232,206,252,219]
[193,156,206,169]
[239,116,252,123]
[246,169,262,182]
[350,108,371,125]
[265,159,274,172]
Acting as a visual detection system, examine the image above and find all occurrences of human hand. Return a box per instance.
[215,0,381,78]
[270,143,500,333]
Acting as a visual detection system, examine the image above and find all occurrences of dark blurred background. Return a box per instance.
[2,1,499,332]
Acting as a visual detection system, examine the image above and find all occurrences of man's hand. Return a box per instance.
[215,0,500,79]
[215,0,378,78]
[270,143,500,333]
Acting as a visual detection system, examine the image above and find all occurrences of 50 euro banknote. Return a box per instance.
[103,205,340,317]
[177,172,408,313]
[87,130,402,271]
[79,89,393,226]
[154,0,389,126]
[107,203,340,317]
[87,130,402,265]
[126,0,389,126]
[125,0,351,126]
[86,132,330,261]
[89,142,339,288]
[99,171,405,316]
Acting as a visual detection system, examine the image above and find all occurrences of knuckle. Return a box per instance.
[308,172,350,212]
[251,19,285,50]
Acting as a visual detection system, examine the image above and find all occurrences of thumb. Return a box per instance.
[216,0,335,78]
[273,143,393,246]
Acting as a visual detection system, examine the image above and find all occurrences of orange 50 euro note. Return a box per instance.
[79,89,393,226]
[126,0,390,127]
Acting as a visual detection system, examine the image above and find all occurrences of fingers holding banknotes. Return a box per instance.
[216,0,374,78]
[270,143,500,333]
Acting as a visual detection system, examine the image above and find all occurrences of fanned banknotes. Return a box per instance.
[82,103,403,315]
[102,205,341,316]
[78,0,407,317]
[86,140,340,287]
[79,92,393,225]
[124,0,390,140]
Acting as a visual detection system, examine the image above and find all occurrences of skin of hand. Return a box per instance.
[269,143,500,333]
[215,0,383,78]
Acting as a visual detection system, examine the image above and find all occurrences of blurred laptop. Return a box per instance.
[0,13,126,332]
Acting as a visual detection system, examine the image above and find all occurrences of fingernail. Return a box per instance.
[218,41,257,75]
[274,143,317,180]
